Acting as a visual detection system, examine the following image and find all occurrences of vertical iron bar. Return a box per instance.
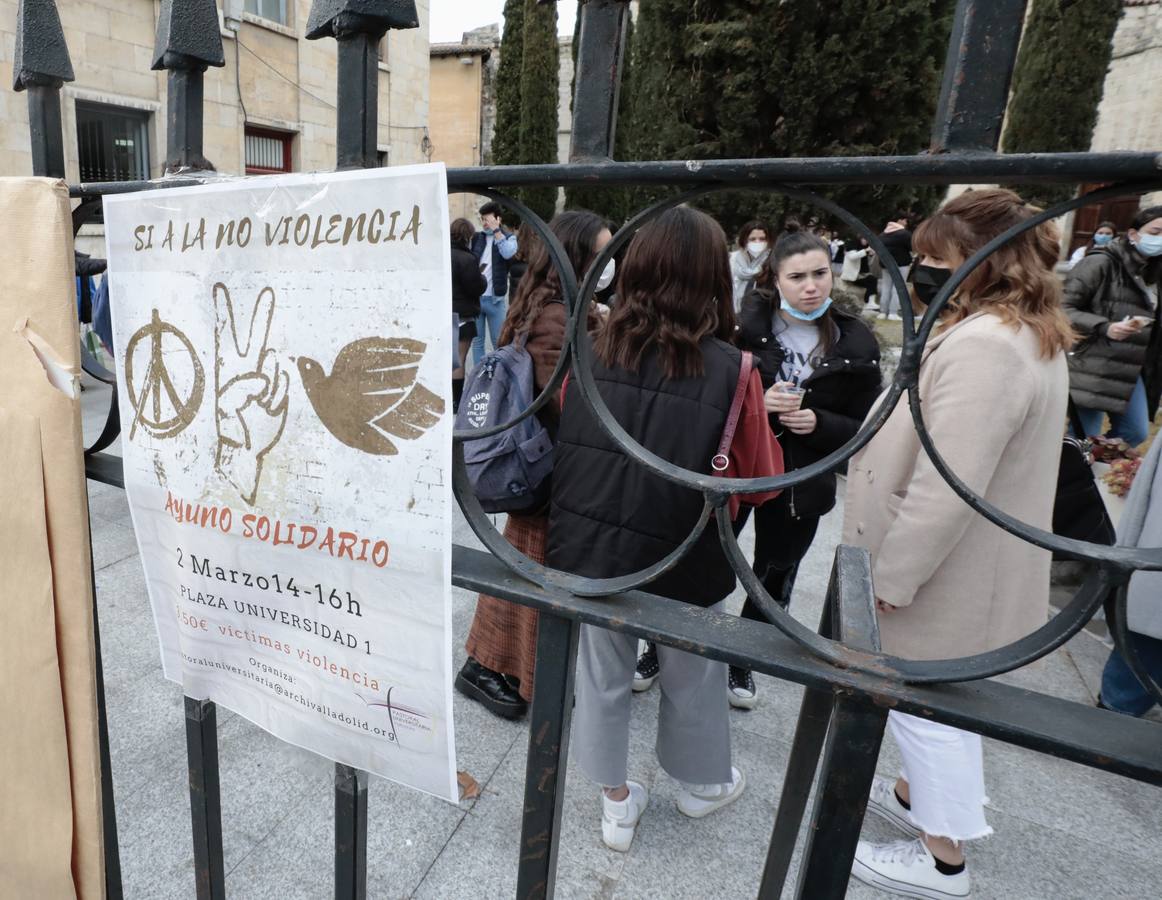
[568,0,631,162]
[931,0,1030,153]
[516,613,580,900]
[756,582,839,899]
[757,686,833,899]
[26,81,66,178]
[334,26,380,169]
[325,12,386,895]
[791,545,885,898]
[185,696,225,900]
[165,67,207,171]
[88,535,123,899]
[791,698,889,899]
[334,764,369,900]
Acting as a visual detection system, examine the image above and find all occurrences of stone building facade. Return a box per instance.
[429,41,492,223]
[0,0,432,254]
[1091,1,1162,156]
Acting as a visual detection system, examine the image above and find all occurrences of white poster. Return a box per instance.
[104,166,457,801]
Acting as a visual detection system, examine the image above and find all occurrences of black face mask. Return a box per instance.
[911,264,953,307]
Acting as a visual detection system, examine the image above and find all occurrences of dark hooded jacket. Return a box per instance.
[737,288,881,517]
[1062,238,1162,416]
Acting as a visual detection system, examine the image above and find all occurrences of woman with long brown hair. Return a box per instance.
[843,189,1072,898]
[547,206,784,852]
[456,211,613,719]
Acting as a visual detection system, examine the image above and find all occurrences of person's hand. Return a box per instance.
[778,409,817,435]
[213,283,290,506]
[1107,318,1143,341]
[764,382,805,414]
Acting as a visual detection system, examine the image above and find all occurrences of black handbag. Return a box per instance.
[1052,402,1116,557]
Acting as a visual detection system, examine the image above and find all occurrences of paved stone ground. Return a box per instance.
[81,377,1162,899]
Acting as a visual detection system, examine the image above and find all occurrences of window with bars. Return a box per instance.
[245,127,294,174]
[76,102,151,183]
[244,0,289,25]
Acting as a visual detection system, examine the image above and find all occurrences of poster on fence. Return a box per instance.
[103,165,458,802]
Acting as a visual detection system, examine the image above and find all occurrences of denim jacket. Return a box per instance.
[471,229,519,296]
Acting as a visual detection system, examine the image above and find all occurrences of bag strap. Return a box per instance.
[1066,396,1088,441]
[712,351,753,472]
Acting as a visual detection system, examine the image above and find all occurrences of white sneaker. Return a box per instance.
[601,781,648,852]
[867,775,921,838]
[676,766,746,818]
[887,313,903,321]
[852,839,970,899]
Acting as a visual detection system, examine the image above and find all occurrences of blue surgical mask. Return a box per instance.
[1133,233,1162,257]
[782,297,833,322]
[1093,233,1113,247]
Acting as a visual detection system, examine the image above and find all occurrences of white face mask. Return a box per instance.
[747,241,768,257]
[596,258,616,292]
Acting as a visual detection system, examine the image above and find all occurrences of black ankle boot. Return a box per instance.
[456,657,527,719]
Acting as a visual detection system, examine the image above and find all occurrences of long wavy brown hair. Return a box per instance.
[914,189,1074,358]
[498,210,609,346]
[595,206,735,379]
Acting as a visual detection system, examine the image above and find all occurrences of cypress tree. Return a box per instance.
[515,0,560,222]
[619,0,956,237]
[490,0,525,167]
[1002,0,1123,209]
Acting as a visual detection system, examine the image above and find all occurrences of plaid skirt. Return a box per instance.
[464,513,546,702]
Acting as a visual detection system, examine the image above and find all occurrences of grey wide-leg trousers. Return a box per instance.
[571,601,733,788]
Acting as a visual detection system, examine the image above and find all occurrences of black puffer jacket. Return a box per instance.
[1062,239,1162,415]
[737,289,881,517]
[548,339,744,607]
[451,241,486,318]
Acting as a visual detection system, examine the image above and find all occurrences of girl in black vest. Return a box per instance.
[727,231,880,706]
[547,207,783,852]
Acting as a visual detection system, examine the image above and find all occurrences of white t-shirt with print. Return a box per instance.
[774,317,823,386]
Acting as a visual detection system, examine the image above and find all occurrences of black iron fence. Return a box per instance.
[11,0,1162,898]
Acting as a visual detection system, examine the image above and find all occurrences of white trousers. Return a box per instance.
[572,603,732,788]
[878,264,911,317]
[889,711,992,842]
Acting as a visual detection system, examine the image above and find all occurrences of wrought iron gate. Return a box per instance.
[10,0,1162,898]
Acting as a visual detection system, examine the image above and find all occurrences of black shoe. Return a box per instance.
[728,666,757,709]
[456,657,527,719]
[633,642,659,693]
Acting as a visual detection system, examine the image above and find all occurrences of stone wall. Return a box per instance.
[0,0,431,253]
[1091,2,1162,155]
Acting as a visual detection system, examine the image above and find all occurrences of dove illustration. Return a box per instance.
[297,337,445,456]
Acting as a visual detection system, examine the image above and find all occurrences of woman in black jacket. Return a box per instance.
[1062,205,1162,448]
[730,231,880,706]
[451,217,486,409]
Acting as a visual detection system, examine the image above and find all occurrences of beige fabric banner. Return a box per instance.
[0,178,104,899]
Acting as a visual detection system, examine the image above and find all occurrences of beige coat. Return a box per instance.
[842,312,1068,660]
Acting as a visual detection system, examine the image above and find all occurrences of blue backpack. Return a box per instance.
[455,337,555,514]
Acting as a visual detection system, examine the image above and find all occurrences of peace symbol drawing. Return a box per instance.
[124,308,206,440]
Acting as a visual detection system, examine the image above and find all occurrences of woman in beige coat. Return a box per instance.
[843,190,1073,900]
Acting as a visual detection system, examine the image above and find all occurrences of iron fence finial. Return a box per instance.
[305,0,420,40]
[151,0,225,71]
[12,0,74,91]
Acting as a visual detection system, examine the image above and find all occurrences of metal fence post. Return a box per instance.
[307,0,420,170]
[516,613,580,900]
[13,0,74,178]
[569,0,631,162]
[334,764,369,900]
[931,0,1030,153]
[792,547,886,900]
[185,696,226,900]
[304,5,421,897]
[151,0,225,173]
